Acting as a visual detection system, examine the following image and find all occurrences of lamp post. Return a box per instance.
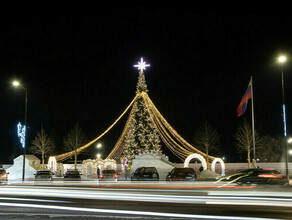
[12,80,27,182]
[278,56,289,183]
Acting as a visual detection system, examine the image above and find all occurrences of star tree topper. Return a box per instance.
[134,57,150,73]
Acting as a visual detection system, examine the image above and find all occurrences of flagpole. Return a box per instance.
[251,76,256,167]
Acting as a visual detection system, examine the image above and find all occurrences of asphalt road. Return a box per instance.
[0,181,292,219]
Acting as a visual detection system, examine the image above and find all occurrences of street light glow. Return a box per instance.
[97,143,102,149]
[278,56,287,63]
[288,138,292,144]
[12,81,20,87]
[96,153,101,158]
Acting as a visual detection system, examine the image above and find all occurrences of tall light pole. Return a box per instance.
[12,80,28,182]
[278,56,289,183]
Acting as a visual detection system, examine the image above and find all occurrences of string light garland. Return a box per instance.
[50,58,217,166]
[50,94,138,162]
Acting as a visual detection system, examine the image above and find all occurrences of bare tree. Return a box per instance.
[63,122,87,170]
[193,121,220,169]
[234,119,261,168]
[29,126,54,170]
[257,135,281,162]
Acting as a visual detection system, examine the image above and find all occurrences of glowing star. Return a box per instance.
[17,122,26,148]
[134,57,150,73]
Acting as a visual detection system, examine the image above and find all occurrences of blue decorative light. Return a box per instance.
[283,104,287,137]
[17,122,26,148]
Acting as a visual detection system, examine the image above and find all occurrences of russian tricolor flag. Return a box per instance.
[237,79,252,116]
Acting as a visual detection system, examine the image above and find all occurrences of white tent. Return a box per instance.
[7,154,42,180]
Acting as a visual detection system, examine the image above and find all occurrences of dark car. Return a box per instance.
[233,168,288,185]
[131,167,159,181]
[166,167,197,181]
[99,169,119,181]
[34,170,53,181]
[64,170,82,181]
[0,168,8,183]
[217,169,255,182]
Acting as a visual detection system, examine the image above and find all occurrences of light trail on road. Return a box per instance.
[0,202,281,220]
[0,184,291,219]
[1,185,292,207]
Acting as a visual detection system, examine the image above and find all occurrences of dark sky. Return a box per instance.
[1,10,292,164]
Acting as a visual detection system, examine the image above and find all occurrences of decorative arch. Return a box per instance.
[48,156,57,172]
[87,165,93,176]
[211,158,225,176]
[184,153,207,170]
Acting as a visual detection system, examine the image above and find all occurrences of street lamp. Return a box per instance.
[12,80,28,182]
[96,143,102,149]
[278,56,289,183]
[96,143,102,159]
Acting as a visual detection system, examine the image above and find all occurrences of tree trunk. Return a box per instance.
[206,151,209,169]
[74,152,77,170]
[247,149,251,168]
[42,152,45,170]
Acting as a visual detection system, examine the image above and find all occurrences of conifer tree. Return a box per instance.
[122,60,162,162]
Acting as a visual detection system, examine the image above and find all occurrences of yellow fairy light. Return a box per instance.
[53,94,139,162]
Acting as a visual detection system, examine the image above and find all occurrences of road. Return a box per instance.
[0,181,292,219]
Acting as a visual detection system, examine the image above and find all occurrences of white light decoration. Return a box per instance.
[48,156,57,172]
[17,122,26,148]
[134,57,150,73]
[184,153,207,170]
[211,158,225,176]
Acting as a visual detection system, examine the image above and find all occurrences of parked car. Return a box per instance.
[166,167,197,181]
[230,168,287,185]
[99,169,119,181]
[34,170,53,181]
[131,167,159,181]
[0,168,8,183]
[64,170,82,181]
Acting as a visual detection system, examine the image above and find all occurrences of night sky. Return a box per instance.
[1,10,292,164]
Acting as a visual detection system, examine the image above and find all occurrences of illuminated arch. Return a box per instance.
[48,156,57,172]
[211,158,225,176]
[184,153,207,170]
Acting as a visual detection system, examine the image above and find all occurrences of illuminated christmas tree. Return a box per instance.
[122,58,162,162]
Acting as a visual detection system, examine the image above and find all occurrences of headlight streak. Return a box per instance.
[0,197,71,203]
[0,202,280,220]
[1,187,292,207]
[4,185,292,197]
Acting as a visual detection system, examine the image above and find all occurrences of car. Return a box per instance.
[232,168,288,185]
[63,170,82,181]
[0,168,8,183]
[99,169,119,181]
[131,167,159,181]
[34,170,53,181]
[217,169,255,182]
[166,167,197,181]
